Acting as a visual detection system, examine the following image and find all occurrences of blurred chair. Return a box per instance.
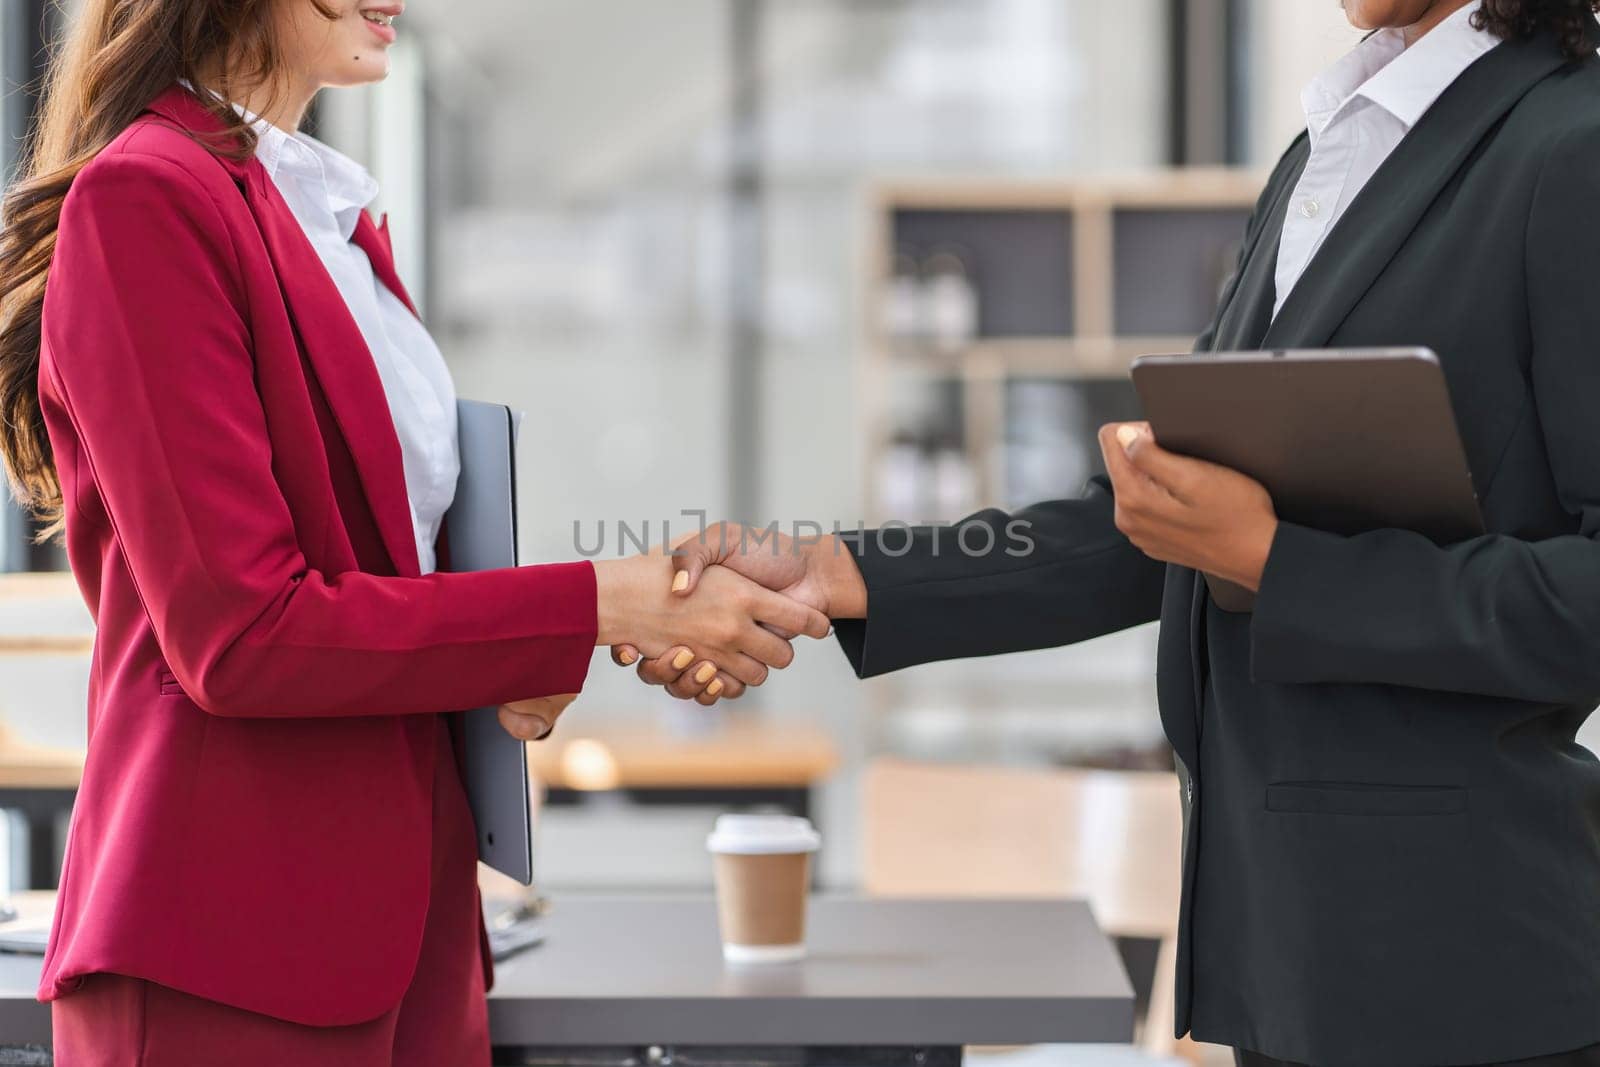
[862,758,1200,1066]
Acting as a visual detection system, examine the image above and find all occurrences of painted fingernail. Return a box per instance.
[695,663,716,684]
[671,571,689,592]
[1116,425,1141,450]
[707,679,724,697]
[672,649,694,670]
[619,649,637,665]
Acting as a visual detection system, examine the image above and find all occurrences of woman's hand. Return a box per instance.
[592,553,832,689]
[1099,421,1278,590]
[498,693,576,741]
[610,643,745,706]
[612,522,869,704]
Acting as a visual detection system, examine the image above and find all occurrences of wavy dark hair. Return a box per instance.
[1474,0,1600,58]
[0,0,334,542]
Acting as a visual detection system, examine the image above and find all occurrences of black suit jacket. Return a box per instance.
[835,24,1600,1067]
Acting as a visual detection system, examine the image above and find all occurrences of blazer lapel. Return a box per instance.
[143,84,422,578]
[244,168,423,579]
[355,213,419,317]
[1211,137,1307,352]
[1263,29,1574,350]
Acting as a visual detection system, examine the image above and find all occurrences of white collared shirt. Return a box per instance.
[251,116,460,574]
[1273,1,1498,319]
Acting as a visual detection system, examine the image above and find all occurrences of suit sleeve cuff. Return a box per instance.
[830,530,912,679]
[1249,521,1346,684]
[505,559,598,696]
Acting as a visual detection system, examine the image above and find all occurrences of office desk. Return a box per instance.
[0,895,1133,1065]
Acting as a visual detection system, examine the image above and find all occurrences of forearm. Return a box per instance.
[1251,522,1600,703]
[831,483,1165,677]
[176,561,597,718]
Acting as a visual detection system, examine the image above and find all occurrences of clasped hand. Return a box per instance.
[594,551,832,704]
[613,522,865,704]
[494,551,831,741]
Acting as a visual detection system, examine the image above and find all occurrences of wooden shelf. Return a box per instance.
[0,572,78,600]
[527,717,841,793]
[0,572,93,656]
[879,335,1198,380]
[0,716,843,796]
[0,724,85,790]
[870,168,1265,212]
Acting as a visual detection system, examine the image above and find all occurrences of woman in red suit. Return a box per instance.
[0,2,825,1063]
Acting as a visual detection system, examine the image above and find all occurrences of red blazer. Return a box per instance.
[34,85,597,1025]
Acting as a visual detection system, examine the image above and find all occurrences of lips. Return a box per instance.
[359,2,403,27]
[358,2,401,42]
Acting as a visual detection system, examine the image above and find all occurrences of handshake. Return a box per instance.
[497,522,868,741]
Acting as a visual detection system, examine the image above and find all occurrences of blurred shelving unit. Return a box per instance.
[856,170,1263,766]
[862,169,1263,521]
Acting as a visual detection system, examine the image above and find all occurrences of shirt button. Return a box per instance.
[1299,197,1321,219]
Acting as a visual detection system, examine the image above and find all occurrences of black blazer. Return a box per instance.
[835,23,1600,1067]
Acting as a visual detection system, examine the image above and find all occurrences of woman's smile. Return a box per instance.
[358,3,402,45]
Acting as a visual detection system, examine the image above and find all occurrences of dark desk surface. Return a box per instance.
[0,895,1135,1049]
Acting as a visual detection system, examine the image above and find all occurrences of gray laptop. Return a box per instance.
[446,398,535,885]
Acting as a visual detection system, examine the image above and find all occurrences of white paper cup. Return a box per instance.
[707,814,821,963]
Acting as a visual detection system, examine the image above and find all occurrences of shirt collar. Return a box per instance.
[1301,1,1496,141]
[176,80,379,241]
[254,122,380,241]
[1357,2,1497,128]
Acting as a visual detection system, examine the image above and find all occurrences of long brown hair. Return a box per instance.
[0,0,331,541]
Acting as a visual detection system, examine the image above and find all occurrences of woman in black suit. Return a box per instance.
[624,1,1600,1064]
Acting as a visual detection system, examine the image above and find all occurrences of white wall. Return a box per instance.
[1246,0,1362,163]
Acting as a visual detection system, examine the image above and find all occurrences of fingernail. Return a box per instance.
[532,718,552,740]
[1116,425,1141,451]
[671,571,689,592]
[619,649,637,665]
[707,679,724,696]
[695,663,716,684]
[672,649,694,670]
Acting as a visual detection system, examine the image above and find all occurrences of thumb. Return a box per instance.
[669,535,720,596]
[797,605,832,641]
[669,521,744,596]
[498,704,552,741]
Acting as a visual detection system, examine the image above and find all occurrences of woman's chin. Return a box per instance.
[326,54,392,88]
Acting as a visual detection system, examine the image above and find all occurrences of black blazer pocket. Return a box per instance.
[158,667,185,696]
[1266,781,1466,817]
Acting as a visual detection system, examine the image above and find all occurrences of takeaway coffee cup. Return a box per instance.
[706,814,821,963]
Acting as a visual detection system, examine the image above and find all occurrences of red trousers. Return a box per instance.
[51,716,490,1066]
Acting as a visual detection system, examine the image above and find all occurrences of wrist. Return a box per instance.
[809,535,868,619]
[593,555,670,647]
[1224,517,1278,593]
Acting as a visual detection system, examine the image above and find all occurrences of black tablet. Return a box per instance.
[1130,347,1485,604]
